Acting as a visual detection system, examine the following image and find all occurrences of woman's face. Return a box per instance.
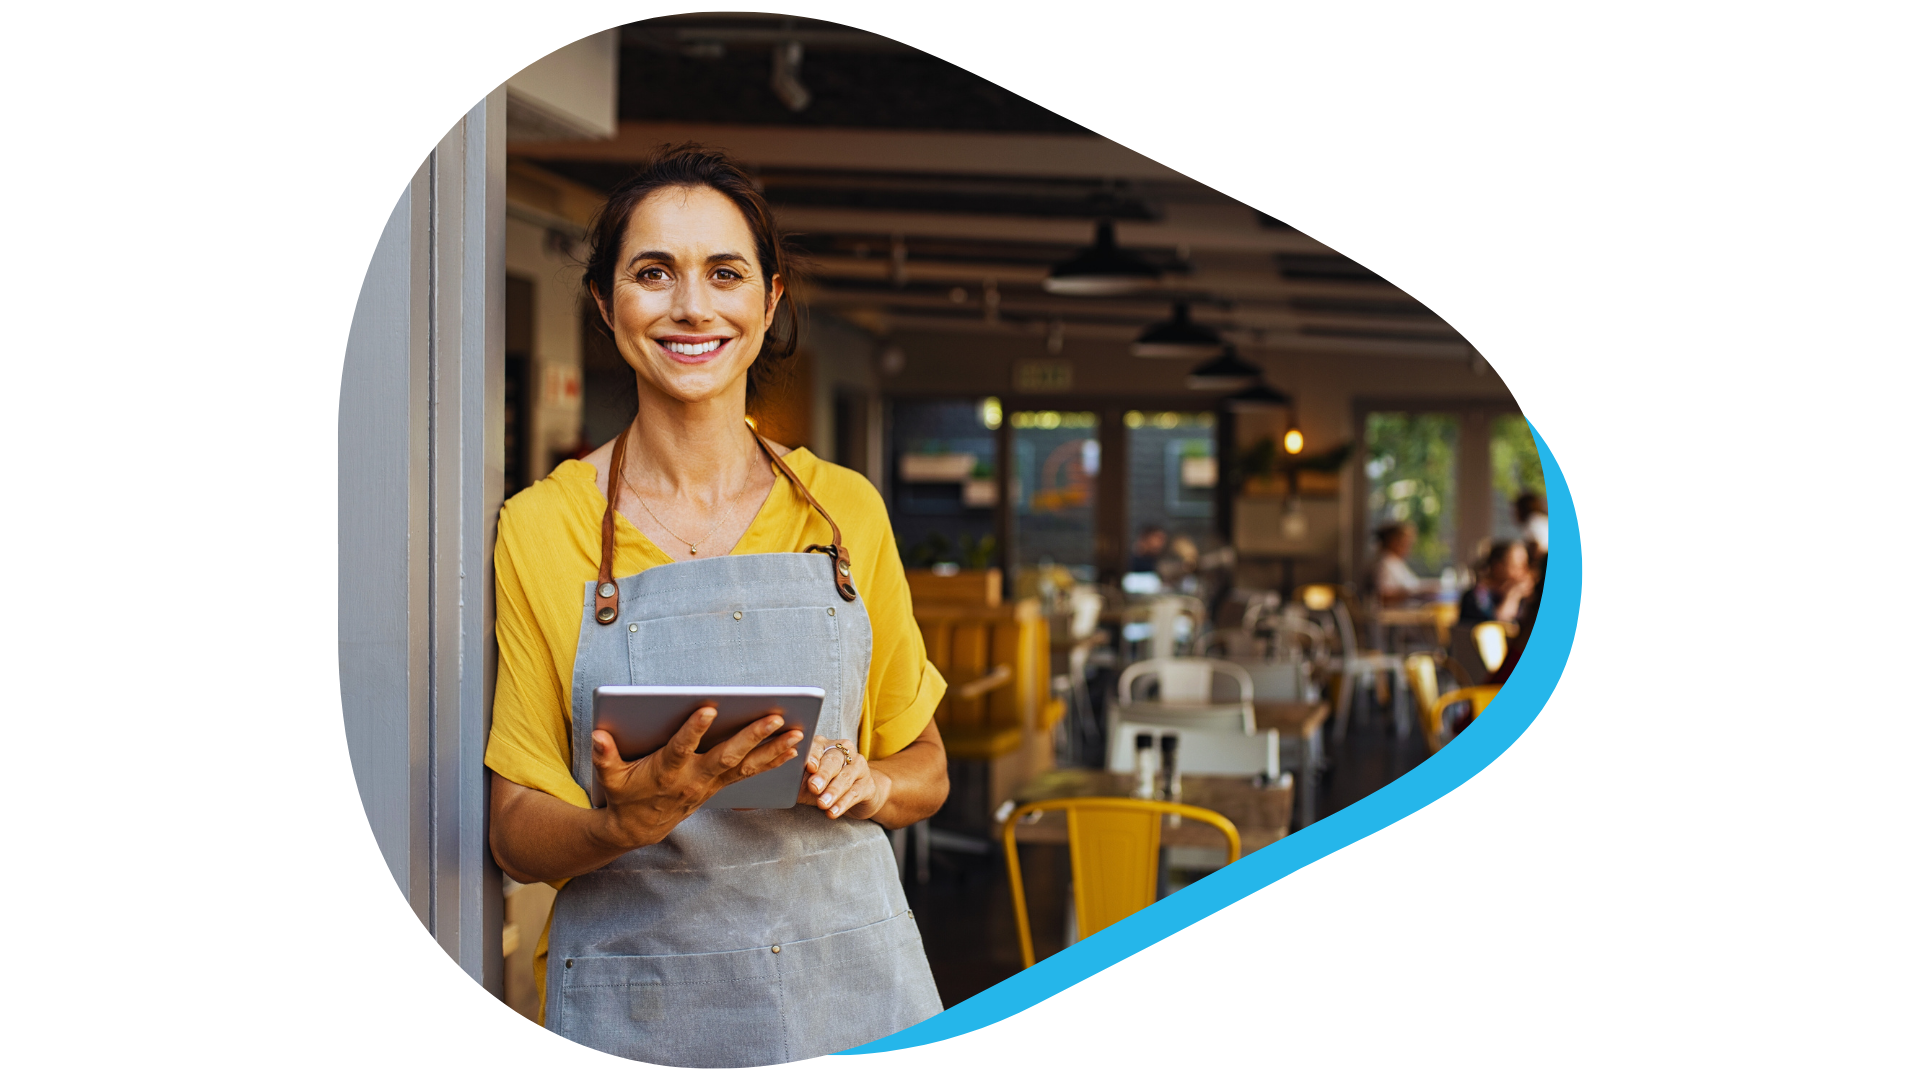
[596,185,783,406]
[1387,527,1414,557]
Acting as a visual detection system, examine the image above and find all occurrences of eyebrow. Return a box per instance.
[625,250,751,269]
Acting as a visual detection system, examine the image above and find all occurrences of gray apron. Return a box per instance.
[543,426,943,1066]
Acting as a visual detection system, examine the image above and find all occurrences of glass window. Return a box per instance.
[1364,411,1459,575]
[1490,413,1545,543]
[891,399,1000,570]
[1011,410,1099,579]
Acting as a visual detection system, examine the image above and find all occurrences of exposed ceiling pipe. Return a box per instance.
[771,41,811,112]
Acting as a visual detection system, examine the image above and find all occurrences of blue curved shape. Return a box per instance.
[849,423,1581,1053]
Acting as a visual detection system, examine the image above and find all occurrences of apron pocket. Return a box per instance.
[775,911,945,1061]
[555,948,786,1068]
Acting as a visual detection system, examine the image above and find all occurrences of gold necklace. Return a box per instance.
[620,466,733,557]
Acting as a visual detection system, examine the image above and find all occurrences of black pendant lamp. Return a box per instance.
[1044,220,1160,296]
[1186,344,1264,391]
[1132,301,1223,360]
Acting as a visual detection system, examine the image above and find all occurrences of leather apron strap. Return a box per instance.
[593,421,857,625]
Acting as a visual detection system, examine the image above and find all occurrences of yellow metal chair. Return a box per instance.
[1003,797,1241,969]
[1424,684,1502,754]
[1471,620,1518,673]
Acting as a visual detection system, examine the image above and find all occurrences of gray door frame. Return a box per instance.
[338,89,506,995]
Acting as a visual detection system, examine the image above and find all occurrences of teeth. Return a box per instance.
[664,340,723,356]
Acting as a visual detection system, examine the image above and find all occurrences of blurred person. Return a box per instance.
[1130,523,1169,572]
[1458,539,1535,626]
[1368,521,1432,604]
[1514,491,1548,565]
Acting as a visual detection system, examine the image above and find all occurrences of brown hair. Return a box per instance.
[580,143,802,405]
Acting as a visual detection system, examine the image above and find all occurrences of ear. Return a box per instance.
[766,273,785,319]
[587,278,610,330]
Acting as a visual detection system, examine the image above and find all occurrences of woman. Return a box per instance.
[1458,539,1536,627]
[484,145,948,1067]
[1367,522,1431,605]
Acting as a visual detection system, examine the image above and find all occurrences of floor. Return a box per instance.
[902,706,1432,1008]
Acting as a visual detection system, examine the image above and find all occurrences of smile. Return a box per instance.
[658,338,727,357]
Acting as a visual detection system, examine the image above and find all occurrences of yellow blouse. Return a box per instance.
[485,450,945,1021]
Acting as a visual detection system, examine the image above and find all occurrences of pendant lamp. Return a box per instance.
[1044,220,1160,296]
[1186,345,1264,391]
[1132,301,1223,360]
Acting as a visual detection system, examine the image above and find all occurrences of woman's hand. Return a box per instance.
[803,737,891,821]
[489,707,802,884]
[593,707,805,847]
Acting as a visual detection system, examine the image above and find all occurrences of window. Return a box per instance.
[1490,413,1545,543]
[1364,411,1460,575]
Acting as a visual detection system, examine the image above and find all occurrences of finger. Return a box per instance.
[730,728,804,780]
[663,707,717,768]
[805,735,830,772]
[825,774,875,819]
[591,730,624,771]
[806,747,847,795]
[707,714,791,772]
[817,756,863,808]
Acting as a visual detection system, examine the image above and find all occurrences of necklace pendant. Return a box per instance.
[689,545,697,555]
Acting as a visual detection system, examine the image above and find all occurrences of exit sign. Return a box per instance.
[1014,361,1073,391]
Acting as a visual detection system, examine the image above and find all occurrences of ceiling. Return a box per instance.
[508,13,1477,363]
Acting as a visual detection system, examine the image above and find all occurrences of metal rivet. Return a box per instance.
[733,611,743,620]
[827,607,835,617]
[628,623,637,632]
[596,610,615,624]
[770,945,781,954]
[565,959,574,969]
[598,582,615,598]
[907,910,915,919]
[838,561,852,576]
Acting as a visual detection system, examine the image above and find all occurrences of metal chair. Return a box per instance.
[1116,657,1255,733]
[1003,796,1241,968]
[1424,684,1502,754]
[1471,620,1517,673]
[1298,583,1404,740]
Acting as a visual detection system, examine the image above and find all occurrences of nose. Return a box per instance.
[669,274,717,327]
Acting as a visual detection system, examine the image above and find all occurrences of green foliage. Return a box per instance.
[1490,414,1545,510]
[903,531,997,569]
[1365,412,1458,573]
[1231,437,1354,489]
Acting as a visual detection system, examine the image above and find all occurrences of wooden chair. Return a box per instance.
[1003,796,1240,968]
[914,597,1065,821]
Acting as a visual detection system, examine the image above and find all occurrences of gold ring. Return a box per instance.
[825,743,854,765]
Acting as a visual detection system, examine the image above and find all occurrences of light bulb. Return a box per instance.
[1283,427,1305,455]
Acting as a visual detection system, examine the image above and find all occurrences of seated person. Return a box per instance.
[1458,540,1536,626]
[1130,524,1170,573]
[1367,522,1432,605]
[1514,491,1549,570]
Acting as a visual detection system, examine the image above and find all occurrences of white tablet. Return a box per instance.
[590,685,826,810]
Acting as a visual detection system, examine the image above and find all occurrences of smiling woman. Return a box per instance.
[483,144,950,1066]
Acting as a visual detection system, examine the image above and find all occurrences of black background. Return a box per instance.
[295,6,1620,1060]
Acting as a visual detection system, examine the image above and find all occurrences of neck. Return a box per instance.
[622,376,765,498]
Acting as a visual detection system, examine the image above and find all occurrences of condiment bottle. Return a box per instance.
[1133,733,1158,800]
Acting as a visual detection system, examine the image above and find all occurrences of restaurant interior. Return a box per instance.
[492,13,1547,1017]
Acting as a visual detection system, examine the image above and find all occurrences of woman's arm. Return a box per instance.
[490,708,804,884]
[801,721,949,831]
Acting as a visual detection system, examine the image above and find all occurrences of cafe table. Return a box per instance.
[1253,701,1331,826]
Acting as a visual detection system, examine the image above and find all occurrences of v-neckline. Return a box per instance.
[580,448,802,566]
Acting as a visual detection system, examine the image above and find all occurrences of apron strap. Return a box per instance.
[592,420,859,622]
[592,424,632,625]
[748,425,859,602]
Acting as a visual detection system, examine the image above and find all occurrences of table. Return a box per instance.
[1254,701,1330,826]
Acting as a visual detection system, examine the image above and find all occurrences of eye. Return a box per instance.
[713,266,743,281]
[635,265,669,283]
